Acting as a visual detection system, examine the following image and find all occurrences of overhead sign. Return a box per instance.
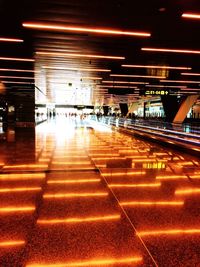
[140,89,178,96]
[145,90,169,96]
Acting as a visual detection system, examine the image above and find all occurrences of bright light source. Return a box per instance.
[160,80,200,84]
[23,22,151,37]
[110,74,164,79]
[43,66,111,72]
[0,57,34,62]
[36,51,125,60]
[0,37,23,43]
[142,47,200,54]
[121,64,191,70]
[182,13,200,19]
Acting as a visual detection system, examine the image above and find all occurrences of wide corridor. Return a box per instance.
[0,117,200,267]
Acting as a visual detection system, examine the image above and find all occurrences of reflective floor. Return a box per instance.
[0,117,200,266]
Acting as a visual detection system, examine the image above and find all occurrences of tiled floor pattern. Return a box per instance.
[0,119,200,266]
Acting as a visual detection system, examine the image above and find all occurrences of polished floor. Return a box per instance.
[0,117,200,267]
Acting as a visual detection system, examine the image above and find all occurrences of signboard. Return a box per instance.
[140,89,179,96]
[145,90,169,96]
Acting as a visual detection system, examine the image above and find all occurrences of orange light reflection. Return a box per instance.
[138,229,200,237]
[0,240,25,247]
[43,192,108,199]
[120,201,184,206]
[37,214,121,225]
[26,256,142,266]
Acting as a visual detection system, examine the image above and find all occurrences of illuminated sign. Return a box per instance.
[140,89,179,96]
[145,90,169,95]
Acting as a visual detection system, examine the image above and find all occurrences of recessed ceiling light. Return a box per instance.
[43,66,111,72]
[110,74,164,78]
[0,37,23,43]
[160,79,200,84]
[182,13,200,19]
[181,72,200,76]
[0,76,34,80]
[121,64,191,70]
[0,68,37,73]
[23,22,151,37]
[102,81,148,84]
[36,51,125,60]
[0,57,34,62]
[142,47,200,54]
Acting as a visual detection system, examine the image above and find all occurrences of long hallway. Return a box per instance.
[0,118,200,266]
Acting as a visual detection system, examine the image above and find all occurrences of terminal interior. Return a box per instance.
[0,1,200,266]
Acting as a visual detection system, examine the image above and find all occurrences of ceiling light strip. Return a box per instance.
[23,22,151,37]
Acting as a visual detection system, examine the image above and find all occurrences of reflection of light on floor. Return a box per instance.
[53,156,88,159]
[43,192,108,199]
[175,188,200,195]
[109,183,161,188]
[120,201,184,206]
[0,240,25,247]
[156,175,188,180]
[3,164,48,169]
[26,256,142,266]
[102,171,146,176]
[189,175,200,179]
[0,206,35,213]
[37,214,121,225]
[0,173,45,180]
[47,179,100,184]
[0,187,41,193]
[52,161,91,165]
[138,229,200,237]
[90,154,119,157]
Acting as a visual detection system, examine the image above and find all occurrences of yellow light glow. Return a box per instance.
[138,229,200,237]
[0,206,35,213]
[121,64,191,70]
[111,73,165,79]
[0,240,25,247]
[36,51,125,60]
[102,171,146,176]
[0,57,34,62]
[26,256,142,266]
[142,47,200,54]
[182,13,200,19]
[0,37,23,42]
[37,214,121,225]
[0,187,41,193]
[47,179,100,184]
[109,183,161,188]
[43,192,108,199]
[43,66,111,72]
[175,188,200,195]
[23,22,151,37]
[156,175,188,180]
[120,201,184,206]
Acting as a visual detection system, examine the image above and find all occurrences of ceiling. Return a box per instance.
[0,0,200,106]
